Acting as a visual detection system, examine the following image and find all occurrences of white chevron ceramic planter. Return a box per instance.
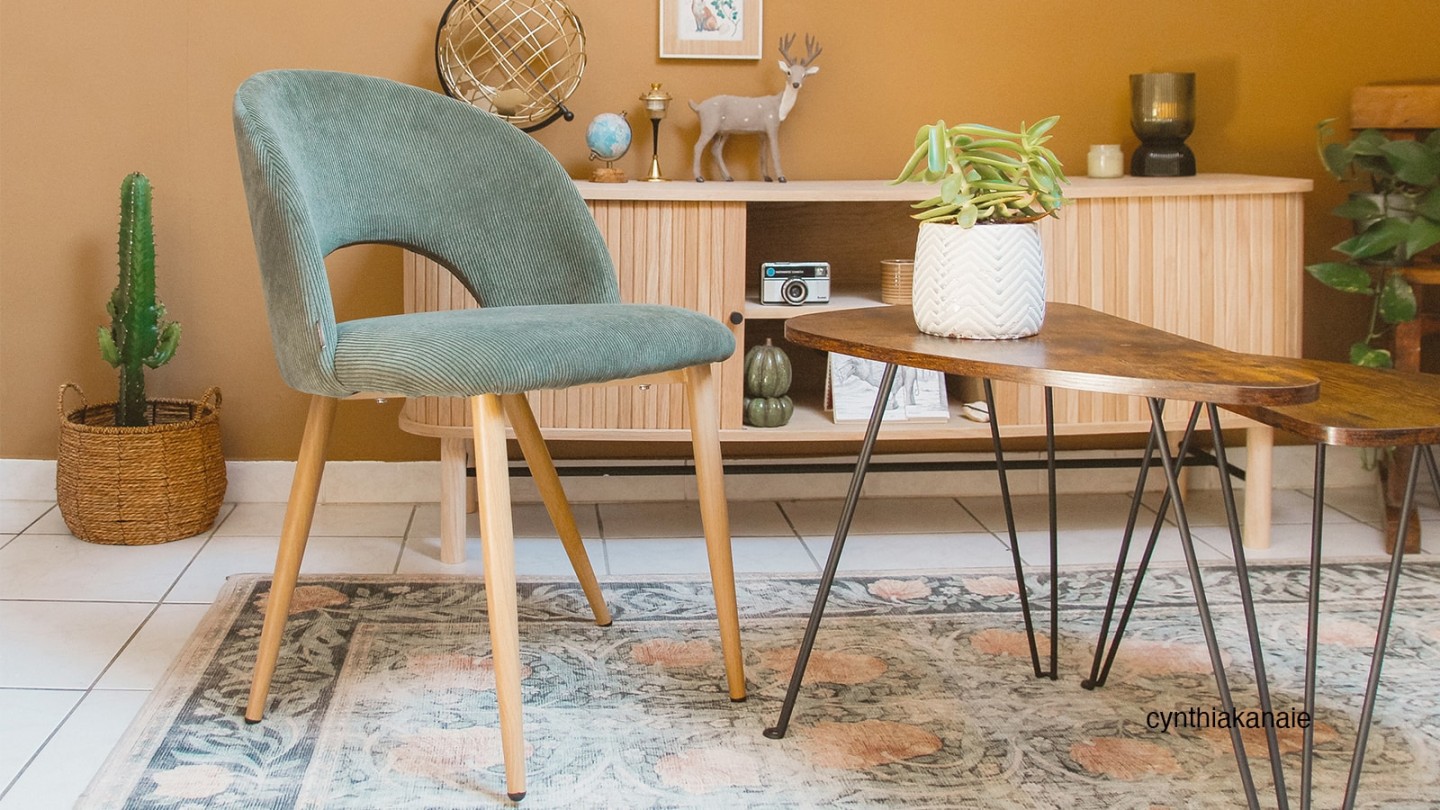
[912,221,1046,340]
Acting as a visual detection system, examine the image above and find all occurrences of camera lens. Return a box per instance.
[781,278,809,306]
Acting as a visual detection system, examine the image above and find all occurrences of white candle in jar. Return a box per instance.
[1087,144,1124,178]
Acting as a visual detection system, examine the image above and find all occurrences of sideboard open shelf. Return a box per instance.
[400,175,1310,544]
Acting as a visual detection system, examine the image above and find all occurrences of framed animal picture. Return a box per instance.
[659,0,763,59]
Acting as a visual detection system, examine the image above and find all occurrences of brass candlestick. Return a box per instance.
[640,83,673,182]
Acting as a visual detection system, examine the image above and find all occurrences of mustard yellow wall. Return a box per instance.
[1,1,1434,461]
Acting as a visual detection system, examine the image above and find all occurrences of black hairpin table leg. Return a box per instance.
[1084,403,1202,690]
[1206,403,1289,809]
[985,379,1047,679]
[764,363,898,740]
[1043,387,1059,680]
[1147,397,1261,810]
[1338,446,1435,808]
[1299,444,1326,810]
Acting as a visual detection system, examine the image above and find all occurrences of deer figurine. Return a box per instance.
[689,33,821,183]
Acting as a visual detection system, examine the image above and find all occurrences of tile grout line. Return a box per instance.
[84,503,240,690]
[0,689,87,803]
[151,503,237,606]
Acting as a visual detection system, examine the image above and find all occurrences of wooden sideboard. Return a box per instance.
[399,174,1310,547]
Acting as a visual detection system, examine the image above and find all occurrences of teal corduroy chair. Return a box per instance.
[232,70,744,801]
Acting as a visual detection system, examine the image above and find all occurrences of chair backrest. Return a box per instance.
[233,70,620,396]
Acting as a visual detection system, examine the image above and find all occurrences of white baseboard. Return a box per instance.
[2,446,1379,504]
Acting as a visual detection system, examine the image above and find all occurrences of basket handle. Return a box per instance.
[199,386,222,413]
[57,383,88,420]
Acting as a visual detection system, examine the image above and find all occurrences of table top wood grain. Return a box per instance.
[784,304,1319,407]
[1222,358,1440,447]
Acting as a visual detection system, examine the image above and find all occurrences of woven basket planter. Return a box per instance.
[912,221,1046,340]
[56,384,227,545]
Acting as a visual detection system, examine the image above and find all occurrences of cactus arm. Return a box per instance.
[98,326,119,367]
[146,321,181,368]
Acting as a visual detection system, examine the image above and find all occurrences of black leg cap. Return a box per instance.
[244,717,262,725]
[596,620,613,628]
[730,695,747,703]
[762,727,785,740]
[508,791,526,802]
[1080,679,1098,691]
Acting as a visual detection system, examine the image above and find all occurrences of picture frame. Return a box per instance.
[659,0,763,60]
[825,353,951,424]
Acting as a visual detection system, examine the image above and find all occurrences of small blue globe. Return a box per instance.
[586,113,632,163]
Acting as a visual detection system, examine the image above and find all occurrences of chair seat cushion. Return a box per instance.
[333,304,735,397]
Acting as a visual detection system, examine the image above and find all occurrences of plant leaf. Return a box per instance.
[1416,187,1440,221]
[1406,216,1440,258]
[1335,218,1410,260]
[1350,343,1393,369]
[1320,142,1350,179]
[1306,262,1374,293]
[1026,115,1059,139]
[891,144,928,185]
[1380,139,1440,187]
[914,203,961,220]
[1349,129,1388,156]
[1331,196,1382,220]
[1379,271,1417,324]
[927,122,946,174]
[957,204,979,228]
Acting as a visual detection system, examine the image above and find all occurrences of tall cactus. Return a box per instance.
[98,173,181,427]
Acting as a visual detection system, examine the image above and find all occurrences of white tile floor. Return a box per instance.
[1,485,1436,809]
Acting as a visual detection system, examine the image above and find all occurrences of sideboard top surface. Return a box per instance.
[573,174,1312,203]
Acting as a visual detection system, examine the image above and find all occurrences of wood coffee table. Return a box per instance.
[764,303,1318,810]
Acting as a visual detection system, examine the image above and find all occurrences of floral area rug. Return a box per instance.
[79,561,1440,808]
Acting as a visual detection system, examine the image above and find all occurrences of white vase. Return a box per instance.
[911,221,1046,340]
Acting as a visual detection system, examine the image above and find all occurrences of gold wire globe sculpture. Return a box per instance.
[435,0,586,132]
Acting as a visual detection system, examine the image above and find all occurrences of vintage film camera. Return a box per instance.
[759,261,830,306]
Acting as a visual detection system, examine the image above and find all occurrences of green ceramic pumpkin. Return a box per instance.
[744,338,792,398]
[744,394,794,428]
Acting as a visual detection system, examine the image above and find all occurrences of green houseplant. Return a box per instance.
[1305,120,1440,368]
[100,172,183,425]
[56,173,226,545]
[893,116,1066,228]
[891,117,1066,339]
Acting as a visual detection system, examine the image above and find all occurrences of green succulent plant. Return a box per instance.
[98,172,181,426]
[891,116,1067,227]
[1305,119,1440,368]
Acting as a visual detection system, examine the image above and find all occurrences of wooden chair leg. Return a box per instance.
[684,364,747,701]
[245,395,337,723]
[471,394,527,801]
[500,393,611,626]
[439,436,469,564]
[465,441,479,514]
